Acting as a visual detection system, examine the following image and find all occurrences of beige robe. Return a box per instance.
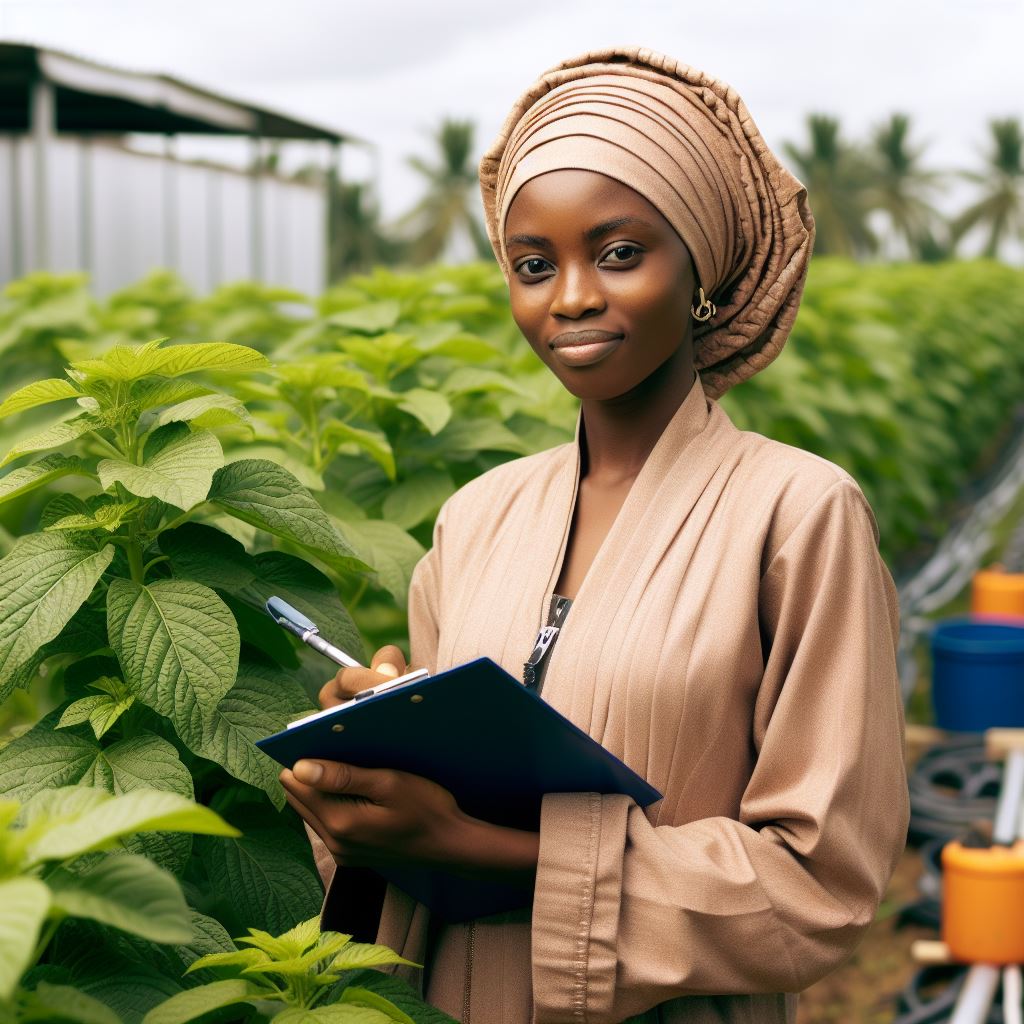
[311,374,909,1023]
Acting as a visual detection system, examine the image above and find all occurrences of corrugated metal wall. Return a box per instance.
[0,135,326,297]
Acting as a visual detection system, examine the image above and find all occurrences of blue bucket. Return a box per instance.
[931,619,1024,732]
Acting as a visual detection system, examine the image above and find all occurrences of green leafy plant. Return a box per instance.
[142,916,455,1024]
[0,338,370,956]
[0,785,236,1021]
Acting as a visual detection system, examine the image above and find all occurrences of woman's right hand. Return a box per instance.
[318,645,409,709]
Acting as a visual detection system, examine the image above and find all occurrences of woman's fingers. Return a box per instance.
[371,645,407,677]
[318,645,409,707]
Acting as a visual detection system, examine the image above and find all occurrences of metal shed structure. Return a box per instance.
[0,42,357,295]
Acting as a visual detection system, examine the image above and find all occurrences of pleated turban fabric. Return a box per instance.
[479,47,815,398]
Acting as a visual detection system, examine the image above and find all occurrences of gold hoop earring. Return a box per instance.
[691,288,716,323]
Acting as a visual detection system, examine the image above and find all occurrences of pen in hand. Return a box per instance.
[265,596,364,669]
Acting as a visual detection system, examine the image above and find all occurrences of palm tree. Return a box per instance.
[867,114,947,260]
[783,115,876,258]
[396,119,493,264]
[328,180,406,279]
[951,118,1024,259]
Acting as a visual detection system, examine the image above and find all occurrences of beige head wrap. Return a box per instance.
[479,47,815,398]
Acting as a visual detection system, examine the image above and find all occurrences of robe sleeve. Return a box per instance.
[531,478,909,1022]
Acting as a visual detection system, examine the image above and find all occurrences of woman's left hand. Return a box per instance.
[281,759,468,869]
[281,759,540,884]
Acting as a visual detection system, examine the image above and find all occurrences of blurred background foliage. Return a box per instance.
[312,112,1024,276]
[3,257,1023,658]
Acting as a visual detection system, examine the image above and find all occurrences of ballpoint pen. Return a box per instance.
[264,596,364,669]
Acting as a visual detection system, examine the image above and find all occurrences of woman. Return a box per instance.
[281,47,909,1024]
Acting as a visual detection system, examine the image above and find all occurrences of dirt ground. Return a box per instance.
[795,845,932,1023]
[796,736,941,1023]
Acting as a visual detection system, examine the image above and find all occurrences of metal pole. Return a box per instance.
[326,139,341,287]
[250,134,264,281]
[79,135,92,275]
[206,167,221,290]
[162,133,178,270]
[950,967,1001,1024]
[30,75,55,269]
[9,136,23,278]
[994,749,1024,845]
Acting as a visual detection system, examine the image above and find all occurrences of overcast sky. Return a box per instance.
[1,0,1020,221]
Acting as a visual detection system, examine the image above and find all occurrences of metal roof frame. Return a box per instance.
[0,41,358,142]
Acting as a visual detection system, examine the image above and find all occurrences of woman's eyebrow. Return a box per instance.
[507,233,551,248]
[584,216,653,240]
[506,217,654,250]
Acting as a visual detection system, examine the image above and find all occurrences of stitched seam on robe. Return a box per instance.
[572,791,603,1018]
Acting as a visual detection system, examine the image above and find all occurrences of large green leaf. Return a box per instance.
[207,460,366,572]
[179,665,313,809]
[334,520,424,605]
[195,826,323,937]
[24,788,238,864]
[327,301,400,334]
[0,877,51,999]
[18,981,122,1024]
[440,366,528,398]
[47,854,193,944]
[70,958,182,1024]
[395,389,452,436]
[329,943,418,972]
[381,469,455,530]
[0,454,90,507]
[344,972,457,1024]
[107,579,239,733]
[152,394,251,430]
[1,413,102,468]
[140,978,264,1024]
[71,342,270,382]
[274,1008,397,1024]
[339,989,416,1024]
[159,524,364,662]
[0,730,195,873]
[323,422,396,480]
[98,425,223,511]
[0,378,81,420]
[0,534,113,678]
[414,418,530,458]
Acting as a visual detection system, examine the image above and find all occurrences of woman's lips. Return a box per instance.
[549,331,624,368]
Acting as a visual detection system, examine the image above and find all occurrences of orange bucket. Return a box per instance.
[972,567,1024,620]
[942,840,1024,963]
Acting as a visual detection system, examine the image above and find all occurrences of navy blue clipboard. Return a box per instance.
[257,656,661,922]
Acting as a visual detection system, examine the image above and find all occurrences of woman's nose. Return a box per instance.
[549,264,605,320]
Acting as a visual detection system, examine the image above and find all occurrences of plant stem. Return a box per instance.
[30,916,61,967]
[126,521,145,584]
[347,577,369,611]
[161,508,198,534]
[87,431,124,460]
[142,554,169,575]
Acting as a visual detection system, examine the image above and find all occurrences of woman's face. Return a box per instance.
[504,169,696,402]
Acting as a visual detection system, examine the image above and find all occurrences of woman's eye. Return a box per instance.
[602,245,642,265]
[517,258,552,279]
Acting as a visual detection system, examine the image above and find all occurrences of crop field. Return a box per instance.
[2,258,1024,1021]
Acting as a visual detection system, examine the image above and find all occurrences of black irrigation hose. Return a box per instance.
[908,737,1001,846]
[891,966,1006,1024]
[896,836,944,931]
[890,738,1019,1022]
